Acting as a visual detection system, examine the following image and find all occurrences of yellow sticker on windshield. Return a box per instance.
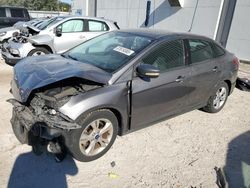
[113,46,134,56]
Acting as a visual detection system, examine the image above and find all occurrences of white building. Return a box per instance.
[72,0,250,62]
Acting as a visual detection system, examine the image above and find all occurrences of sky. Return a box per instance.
[60,0,72,4]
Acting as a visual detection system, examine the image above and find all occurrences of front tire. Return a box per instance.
[28,47,50,56]
[203,82,229,113]
[64,109,118,162]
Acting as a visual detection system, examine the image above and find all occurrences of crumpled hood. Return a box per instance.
[12,54,111,102]
[26,25,41,33]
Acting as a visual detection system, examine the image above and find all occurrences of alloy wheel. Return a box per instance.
[79,118,114,156]
[213,87,227,109]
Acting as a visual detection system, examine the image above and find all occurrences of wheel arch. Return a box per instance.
[76,106,125,136]
[32,44,54,53]
[106,107,123,136]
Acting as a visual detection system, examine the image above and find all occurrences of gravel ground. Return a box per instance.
[0,60,250,188]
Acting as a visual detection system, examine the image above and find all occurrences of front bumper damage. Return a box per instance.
[2,51,22,66]
[8,98,81,144]
[1,43,22,66]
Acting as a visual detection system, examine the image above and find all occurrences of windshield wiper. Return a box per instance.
[61,54,66,58]
[67,54,79,61]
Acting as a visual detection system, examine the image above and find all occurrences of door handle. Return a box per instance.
[175,76,185,83]
[212,66,218,72]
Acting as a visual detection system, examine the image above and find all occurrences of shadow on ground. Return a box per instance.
[8,152,78,188]
[224,131,250,187]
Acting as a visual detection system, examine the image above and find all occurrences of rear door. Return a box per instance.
[186,39,222,107]
[131,39,193,129]
[53,19,87,53]
[83,19,109,40]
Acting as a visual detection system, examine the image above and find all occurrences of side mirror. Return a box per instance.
[137,64,160,78]
[55,27,62,37]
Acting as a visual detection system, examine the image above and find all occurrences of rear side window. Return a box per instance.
[188,39,214,63]
[211,42,225,57]
[60,19,84,33]
[0,8,6,17]
[142,40,184,72]
[10,8,25,18]
[88,20,109,31]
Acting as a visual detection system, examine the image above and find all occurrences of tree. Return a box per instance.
[0,0,71,12]
[59,2,71,12]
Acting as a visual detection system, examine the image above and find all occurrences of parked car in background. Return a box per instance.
[8,30,239,162]
[0,6,30,29]
[2,16,120,66]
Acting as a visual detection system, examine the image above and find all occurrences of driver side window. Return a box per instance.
[142,40,185,72]
[58,19,84,33]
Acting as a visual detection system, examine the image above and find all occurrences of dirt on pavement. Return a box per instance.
[0,60,250,188]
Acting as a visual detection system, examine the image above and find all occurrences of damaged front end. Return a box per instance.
[8,78,101,157]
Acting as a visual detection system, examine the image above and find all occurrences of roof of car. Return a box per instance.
[54,15,115,23]
[117,29,212,41]
[0,6,28,9]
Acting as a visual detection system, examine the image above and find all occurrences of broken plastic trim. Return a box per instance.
[7,98,81,130]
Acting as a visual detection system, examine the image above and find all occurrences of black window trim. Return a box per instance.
[57,18,86,33]
[86,19,110,32]
[9,8,25,18]
[0,7,30,19]
[0,7,7,17]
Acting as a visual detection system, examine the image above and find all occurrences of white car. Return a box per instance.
[0,27,18,44]
[2,16,120,65]
[0,19,45,59]
[0,19,45,45]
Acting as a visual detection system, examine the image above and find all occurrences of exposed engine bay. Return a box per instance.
[12,26,40,43]
[9,78,101,130]
[8,78,101,161]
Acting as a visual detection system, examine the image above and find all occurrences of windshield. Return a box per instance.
[37,17,64,30]
[66,32,153,73]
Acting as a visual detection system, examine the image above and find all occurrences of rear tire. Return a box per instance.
[202,82,229,113]
[28,47,50,56]
[64,109,118,162]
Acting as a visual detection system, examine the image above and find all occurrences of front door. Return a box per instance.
[53,19,87,53]
[131,40,193,129]
[82,19,110,40]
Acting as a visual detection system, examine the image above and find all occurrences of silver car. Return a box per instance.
[0,18,46,45]
[2,16,119,66]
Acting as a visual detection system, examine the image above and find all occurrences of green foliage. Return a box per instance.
[59,2,71,12]
[0,0,71,12]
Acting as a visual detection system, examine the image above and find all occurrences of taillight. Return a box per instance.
[232,57,240,69]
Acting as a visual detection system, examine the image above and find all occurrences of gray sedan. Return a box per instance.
[8,30,238,162]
